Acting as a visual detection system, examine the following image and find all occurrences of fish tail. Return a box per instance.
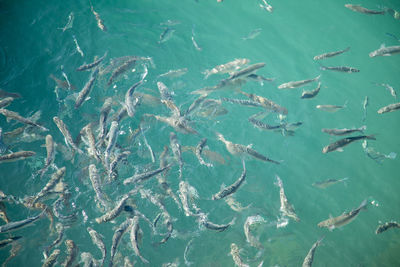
[366,134,376,140]
[359,199,368,210]
[344,46,351,52]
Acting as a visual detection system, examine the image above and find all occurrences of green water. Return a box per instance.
[0,0,400,266]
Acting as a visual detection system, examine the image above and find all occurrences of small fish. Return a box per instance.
[125,80,143,117]
[246,73,275,84]
[89,164,111,210]
[49,74,76,91]
[377,102,400,114]
[53,116,83,154]
[72,35,84,57]
[159,68,188,78]
[178,181,200,217]
[0,211,44,233]
[0,89,21,99]
[278,75,320,89]
[230,243,250,267]
[318,199,368,229]
[345,4,385,15]
[321,126,366,136]
[90,3,107,32]
[31,167,66,205]
[151,114,198,134]
[275,175,300,222]
[81,123,100,162]
[202,58,250,79]
[212,160,246,200]
[95,194,129,223]
[225,194,251,212]
[313,47,350,60]
[322,135,376,153]
[130,216,149,264]
[241,90,288,114]
[375,221,400,234]
[62,239,78,267]
[244,215,265,248]
[199,213,235,232]
[109,151,131,180]
[37,134,56,178]
[58,12,74,32]
[312,178,348,189]
[109,218,133,267]
[123,165,172,185]
[0,108,48,131]
[43,223,64,259]
[76,51,108,71]
[191,31,202,51]
[259,0,273,13]
[301,82,321,99]
[228,62,266,80]
[75,67,99,109]
[170,132,183,179]
[316,103,346,112]
[183,239,194,266]
[0,97,14,109]
[362,96,368,122]
[242,28,262,40]
[302,236,324,267]
[376,83,397,99]
[362,140,397,164]
[320,65,359,73]
[104,121,119,170]
[195,138,213,167]
[221,97,262,108]
[159,27,176,44]
[0,151,35,163]
[0,236,21,249]
[97,97,113,144]
[369,44,400,57]
[107,57,137,86]
[42,249,60,267]
[87,227,106,266]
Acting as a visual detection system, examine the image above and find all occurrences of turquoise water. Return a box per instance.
[0,0,400,266]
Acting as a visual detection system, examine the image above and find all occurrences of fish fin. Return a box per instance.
[386,152,397,159]
[380,43,386,49]
[366,134,376,140]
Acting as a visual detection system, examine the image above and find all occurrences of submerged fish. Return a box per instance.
[318,199,368,229]
[302,236,324,267]
[0,108,48,131]
[91,3,107,31]
[321,126,366,136]
[275,175,299,222]
[322,135,376,153]
[278,75,320,89]
[377,102,400,114]
[130,215,149,264]
[0,211,44,233]
[369,44,400,57]
[375,221,400,234]
[301,82,321,99]
[241,91,288,114]
[260,0,273,13]
[244,214,265,248]
[320,65,359,73]
[212,160,246,200]
[76,51,107,71]
[230,243,250,267]
[75,67,99,109]
[345,4,385,15]
[58,12,74,32]
[312,178,348,189]
[0,151,35,163]
[316,103,346,112]
[159,68,188,78]
[87,227,106,266]
[202,58,250,79]
[159,27,175,44]
[0,97,14,109]
[313,47,350,60]
[242,28,262,40]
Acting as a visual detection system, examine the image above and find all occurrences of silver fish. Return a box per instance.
[170,132,183,179]
[159,68,188,78]
[42,249,60,267]
[0,97,14,109]
[230,243,250,267]
[62,239,78,267]
[89,164,110,210]
[195,138,213,167]
[313,47,350,60]
[104,121,119,170]
[0,211,44,233]
[242,28,262,40]
[0,236,21,249]
[320,65,359,73]
[202,58,250,79]
[312,178,348,189]
[369,44,400,57]
[43,223,64,259]
[345,4,385,15]
[97,97,113,145]
[301,82,321,99]
[0,151,35,163]
[151,114,198,134]
[95,194,129,223]
[221,97,262,108]
[108,151,131,181]
[107,57,137,86]
[123,164,172,185]
[31,167,66,205]
[375,221,400,234]
[125,80,143,117]
[275,175,299,222]
[87,227,106,266]
[212,160,246,200]
[379,83,397,99]
[109,218,133,267]
[228,62,265,80]
[82,123,100,162]
[362,96,368,122]
[91,4,107,32]
[302,236,324,267]
[278,75,320,89]
[316,103,346,112]
[260,0,273,13]
[159,27,176,44]
[318,199,368,229]
[244,215,265,248]
[321,126,366,136]
[0,108,48,131]
[199,213,235,232]
[157,81,174,102]
[75,67,99,109]
[178,181,200,217]
[377,102,400,114]
[322,135,376,153]
[76,51,108,71]
[38,134,56,178]
[58,12,74,32]
[130,216,149,264]
[53,116,83,154]
[72,35,84,57]
[241,90,288,114]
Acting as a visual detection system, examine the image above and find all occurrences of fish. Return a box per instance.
[260,0,273,13]
[42,249,60,267]
[0,108,48,131]
[312,178,348,189]
[212,160,246,200]
[183,239,194,266]
[278,75,320,89]
[199,213,235,232]
[87,227,106,266]
[159,27,176,44]
[362,96,368,122]
[53,116,83,154]
[95,194,129,223]
[123,164,172,185]
[157,81,174,102]
[246,73,275,84]
[362,140,397,164]
[230,243,250,267]
[178,181,200,217]
[242,28,262,40]
[0,211,44,233]
[313,47,350,60]
[104,121,119,170]
[109,218,133,267]
[170,132,183,179]
[125,80,143,117]
[227,62,265,80]
[81,123,100,162]
[90,3,107,31]
[31,167,66,205]
[97,97,113,145]
[130,215,149,263]
[302,236,324,267]
[375,221,400,234]
[58,12,74,32]
[322,135,376,153]
[159,68,188,78]
[43,223,64,259]
[316,103,346,112]
[150,114,198,134]
[369,44,400,57]
[249,117,302,136]
[377,102,400,114]
[378,83,397,99]
[0,151,35,163]
[109,151,131,180]
[321,126,366,136]
[89,164,111,211]
[75,67,99,109]
[225,194,251,212]
[72,35,84,57]
[191,32,202,51]
[76,51,108,71]
[0,97,14,109]
[0,88,21,99]
[195,138,213,167]
[275,175,299,222]
[49,74,76,91]
[221,97,263,108]
[62,239,78,267]
[185,94,208,117]
[202,58,250,79]
[37,134,56,178]
[0,236,22,249]
[240,91,288,114]
[244,215,265,248]
[301,82,321,99]
[345,4,385,15]
[318,199,368,229]
[320,65,359,73]
[107,57,137,86]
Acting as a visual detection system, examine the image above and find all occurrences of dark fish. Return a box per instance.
[313,47,350,60]
[322,135,376,153]
[221,97,262,108]
[0,236,22,248]
[320,65,359,73]
[195,138,213,167]
[75,67,99,109]
[228,62,265,80]
[0,89,21,99]
[212,160,246,200]
[301,82,321,99]
[76,51,107,71]
[130,216,149,263]
[108,57,137,86]
[0,211,44,233]
[123,165,172,185]
[62,239,78,267]
[375,221,400,234]
[0,151,35,163]
[109,218,133,267]
[0,109,48,131]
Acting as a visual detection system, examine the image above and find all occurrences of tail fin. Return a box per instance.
[366,134,376,141]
